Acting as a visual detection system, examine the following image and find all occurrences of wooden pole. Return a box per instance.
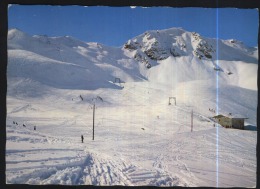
[93,103,95,140]
[191,109,193,132]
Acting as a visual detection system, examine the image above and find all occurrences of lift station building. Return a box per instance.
[213,114,248,130]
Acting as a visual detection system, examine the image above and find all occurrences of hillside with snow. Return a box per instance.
[6,28,258,187]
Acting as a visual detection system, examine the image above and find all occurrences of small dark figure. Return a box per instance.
[80,95,83,101]
[213,123,215,127]
[81,135,84,143]
[23,124,26,127]
[16,122,18,125]
[141,128,145,130]
[34,126,36,131]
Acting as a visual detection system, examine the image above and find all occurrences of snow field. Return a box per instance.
[6,80,257,187]
[6,28,257,186]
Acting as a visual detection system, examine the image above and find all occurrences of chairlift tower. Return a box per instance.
[191,109,193,132]
[92,103,95,140]
[91,96,103,140]
[114,77,121,83]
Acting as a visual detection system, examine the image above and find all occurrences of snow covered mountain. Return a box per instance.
[6,27,258,187]
[8,27,257,91]
[8,29,144,90]
[7,27,258,122]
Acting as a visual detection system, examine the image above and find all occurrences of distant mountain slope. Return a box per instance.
[7,28,258,92]
[122,27,257,90]
[7,29,147,90]
[123,27,257,63]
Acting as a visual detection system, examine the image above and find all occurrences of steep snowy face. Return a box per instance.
[123,27,257,63]
[122,27,258,90]
[123,28,188,63]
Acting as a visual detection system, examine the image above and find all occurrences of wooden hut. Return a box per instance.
[213,114,248,130]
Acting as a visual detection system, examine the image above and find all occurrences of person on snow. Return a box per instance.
[80,95,83,101]
[81,135,84,143]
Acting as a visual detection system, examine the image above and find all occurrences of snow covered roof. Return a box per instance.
[213,114,225,119]
[213,114,248,119]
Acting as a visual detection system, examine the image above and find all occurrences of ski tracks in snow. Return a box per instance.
[152,138,200,187]
[7,147,179,186]
[123,163,181,186]
[6,120,184,186]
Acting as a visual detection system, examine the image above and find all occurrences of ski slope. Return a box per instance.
[6,28,258,187]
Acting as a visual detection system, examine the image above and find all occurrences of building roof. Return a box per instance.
[213,114,248,119]
[213,114,225,119]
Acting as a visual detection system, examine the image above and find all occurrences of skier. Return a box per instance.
[34,126,36,131]
[81,135,84,143]
[80,95,83,101]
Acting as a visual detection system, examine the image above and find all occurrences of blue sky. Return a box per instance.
[8,5,258,47]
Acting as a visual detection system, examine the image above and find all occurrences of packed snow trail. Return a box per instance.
[6,104,256,187]
[6,119,189,186]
